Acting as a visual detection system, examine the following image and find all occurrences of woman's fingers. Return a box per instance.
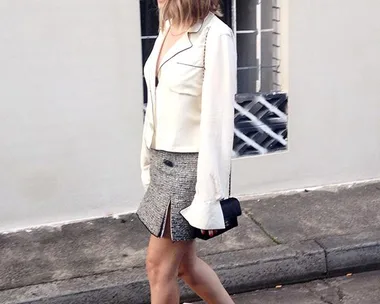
[200,230,218,237]
[208,230,218,237]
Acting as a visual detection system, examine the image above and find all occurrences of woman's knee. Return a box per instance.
[146,249,179,284]
[146,257,173,285]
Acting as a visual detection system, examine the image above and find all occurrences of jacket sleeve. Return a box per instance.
[140,118,151,192]
[180,30,237,230]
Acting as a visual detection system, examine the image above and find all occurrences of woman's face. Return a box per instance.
[157,0,166,9]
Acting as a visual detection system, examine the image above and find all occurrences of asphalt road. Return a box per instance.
[194,270,380,304]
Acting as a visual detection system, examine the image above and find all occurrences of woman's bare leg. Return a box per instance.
[178,242,235,304]
[146,213,193,304]
[146,209,234,304]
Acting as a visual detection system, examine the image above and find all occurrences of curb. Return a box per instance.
[2,230,380,304]
[316,230,380,276]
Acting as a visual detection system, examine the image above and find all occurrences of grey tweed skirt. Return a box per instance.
[137,149,198,241]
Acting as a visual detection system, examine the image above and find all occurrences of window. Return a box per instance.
[234,0,281,93]
[139,0,288,157]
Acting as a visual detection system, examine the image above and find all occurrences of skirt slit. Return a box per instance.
[137,149,198,242]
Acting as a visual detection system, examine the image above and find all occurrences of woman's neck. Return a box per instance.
[169,22,191,35]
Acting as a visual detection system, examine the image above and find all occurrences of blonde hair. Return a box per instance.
[159,0,222,30]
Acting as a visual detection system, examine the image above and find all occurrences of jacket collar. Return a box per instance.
[188,12,213,33]
[188,19,203,33]
[150,12,214,89]
[157,31,192,71]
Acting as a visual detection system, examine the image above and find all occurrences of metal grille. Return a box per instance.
[232,0,287,156]
[233,92,287,157]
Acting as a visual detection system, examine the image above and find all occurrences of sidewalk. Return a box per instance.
[1,182,380,304]
[193,270,380,304]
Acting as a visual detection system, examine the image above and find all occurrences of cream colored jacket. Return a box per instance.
[141,13,237,230]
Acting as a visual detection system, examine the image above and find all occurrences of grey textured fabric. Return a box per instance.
[137,149,198,241]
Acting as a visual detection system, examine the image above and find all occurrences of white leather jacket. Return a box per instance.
[141,12,237,230]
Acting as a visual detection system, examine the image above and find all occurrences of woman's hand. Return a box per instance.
[201,230,218,237]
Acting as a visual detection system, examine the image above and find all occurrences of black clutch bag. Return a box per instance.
[194,197,242,240]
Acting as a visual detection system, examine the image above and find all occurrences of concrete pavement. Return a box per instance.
[194,270,380,304]
[1,181,380,303]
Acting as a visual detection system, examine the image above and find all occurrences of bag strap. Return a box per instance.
[229,172,232,197]
[202,27,211,78]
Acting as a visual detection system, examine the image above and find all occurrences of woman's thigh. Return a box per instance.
[146,213,195,277]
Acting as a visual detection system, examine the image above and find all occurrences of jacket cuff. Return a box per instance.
[180,198,226,230]
[141,168,150,192]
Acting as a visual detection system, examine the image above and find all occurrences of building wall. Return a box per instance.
[0,0,379,232]
[233,0,380,196]
[0,0,144,232]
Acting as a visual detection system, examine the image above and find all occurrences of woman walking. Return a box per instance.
[137,0,237,303]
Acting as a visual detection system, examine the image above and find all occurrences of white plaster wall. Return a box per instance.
[233,0,380,196]
[2,0,380,232]
[0,0,144,232]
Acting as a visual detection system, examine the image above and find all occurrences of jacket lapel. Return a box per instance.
[158,33,193,70]
[157,14,210,70]
[149,14,211,94]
